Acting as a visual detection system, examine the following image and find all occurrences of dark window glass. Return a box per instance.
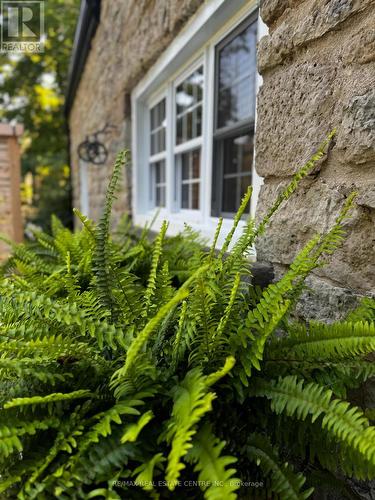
[217,20,256,129]
[211,14,257,217]
[220,133,253,214]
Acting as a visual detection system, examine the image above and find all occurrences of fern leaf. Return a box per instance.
[134,453,166,491]
[112,288,188,382]
[4,390,92,409]
[93,150,129,318]
[254,376,375,476]
[269,321,375,361]
[188,424,239,500]
[165,368,216,488]
[121,410,154,443]
[143,220,169,316]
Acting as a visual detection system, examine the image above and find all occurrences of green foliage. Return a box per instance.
[0,0,80,229]
[0,135,374,499]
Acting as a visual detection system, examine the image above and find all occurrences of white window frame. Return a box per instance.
[132,0,268,249]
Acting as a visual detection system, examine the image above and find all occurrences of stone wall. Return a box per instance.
[0,124,23,259]
[69,0,202,226]
[255,0,375,321]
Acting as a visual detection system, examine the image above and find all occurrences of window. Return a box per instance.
[133,1,265,244]
[211,16,257,217]
[149,99,166,207]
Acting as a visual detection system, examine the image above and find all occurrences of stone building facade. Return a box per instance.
[67,0,375,320]
[0,123,23,260]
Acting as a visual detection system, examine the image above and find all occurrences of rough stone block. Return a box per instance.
[259,0,290,26]
[293,273,363,322]
[255,179,375,292]
[343,28,375,65]
[258,0,374,72]
[255,61,337,178]
[336,88,375,165]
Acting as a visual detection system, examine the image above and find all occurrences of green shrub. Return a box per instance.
[0,134,374,499]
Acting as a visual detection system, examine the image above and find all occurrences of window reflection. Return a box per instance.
[150,99,166,155]
[176,67,204,144]
[221,133,253,213]
[217,22,256,129]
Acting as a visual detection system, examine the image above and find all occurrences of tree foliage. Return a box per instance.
[0,0,80,229]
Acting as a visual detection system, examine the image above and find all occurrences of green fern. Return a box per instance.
[165,367,216,488]
[0,133,373,499]
[188,424,239,500]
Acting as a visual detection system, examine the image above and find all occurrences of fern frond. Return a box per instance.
[246,433,313,500]
[121,410,153,443]
[165,368,216,488]
[93,150,129,318]
[134,453,166,491]
[347,297,375,323]
[219,186,252,258]
[209,217,223,260]
[112,288,188,383]
[4,390,93,410]
[254,130,336,241]
[254,376,375,477]
[269,321,375,361]
[188,423,239,500]
[143,220,168,316]
[0,417,60,459]
[171,299,188,369]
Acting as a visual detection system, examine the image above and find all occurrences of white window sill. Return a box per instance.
[133,209,255,255]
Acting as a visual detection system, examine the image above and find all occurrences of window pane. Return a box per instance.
[192,183,199,210]
[222,177,237,214]
[181,184,189,209]
[181,153,189,180]
[150,98,166,154]
[216,19,257,129]
[151,159,166,208]
[223,133,253,175]
[192,149,200,179]
[176,66,204,145]
[178,149,200,210]
[212,130,254,216]
[156,186,166,207]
